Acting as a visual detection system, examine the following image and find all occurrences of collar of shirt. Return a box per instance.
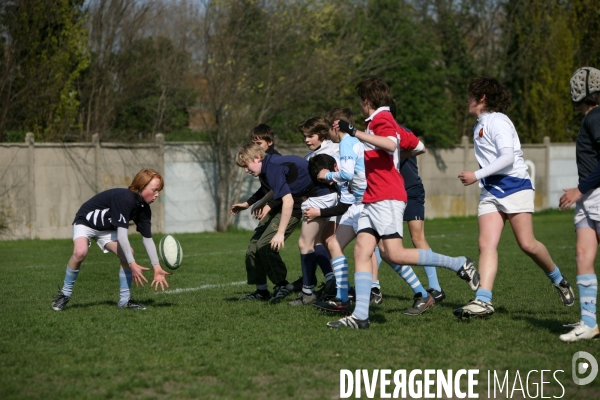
[134,192,145,207]
[261,153,273,174]
[365,106,391,122]
[477,111,492,124]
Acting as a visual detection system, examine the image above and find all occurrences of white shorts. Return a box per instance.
[339,203,364,234]
[73,224,117,252]
[478,189,535,217]
[574,187,600,233]
[301,192,338,214]
[357,200,405,238]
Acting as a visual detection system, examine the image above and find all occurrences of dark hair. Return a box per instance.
[468,76,512,113]
[297,117,329,141]
[355,77,391,109]
[325,107,354,126]
[308,154,336,183]
[577,92,600,107]
[250,124,274,144]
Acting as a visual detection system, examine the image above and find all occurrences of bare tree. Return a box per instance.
[186,0,357,230]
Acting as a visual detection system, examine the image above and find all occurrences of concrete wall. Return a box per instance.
[0,134,578,240]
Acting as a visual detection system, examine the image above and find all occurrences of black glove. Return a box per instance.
[338,120,357,137]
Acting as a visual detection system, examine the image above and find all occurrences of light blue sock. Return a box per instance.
[118,269,132,307]
[424,249,441,291]
[371,280,380,290]
[374,246,382,268]
[417,249,465,272]
[578,274,598,328]
[61,266,80,297]
[256,283,269,291]
[475,288,492,303]
[391,264,427,297]
[546,265,563,285]
[352,272,373,321]
[333,256,349,302]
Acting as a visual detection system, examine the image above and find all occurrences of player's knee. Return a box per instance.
[298,237,313,253]
[517,240,538,256]
[71,247,88,262]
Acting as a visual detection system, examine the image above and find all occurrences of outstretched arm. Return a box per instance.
[142,236,172,291]
[334,120,397,152]
[117,227,149,287]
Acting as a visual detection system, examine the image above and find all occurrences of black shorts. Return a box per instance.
[404,193,425,221]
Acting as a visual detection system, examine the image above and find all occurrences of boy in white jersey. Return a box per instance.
[287,117,339,305]
[327,78,480,329]
[454,76,574,319]
[558,67,600,341]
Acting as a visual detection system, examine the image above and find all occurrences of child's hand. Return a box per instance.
[255,205,271,220]
[304,207,321,221]
[231,202,249,215]
[336,119,357,136]
[317,169,330,183]
[129,262,149,287]
[458,171,477,186]
[559,188,583,210]
[270,233,285,252]
[151,265,172,291]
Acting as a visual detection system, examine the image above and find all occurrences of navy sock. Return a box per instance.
[314,244,333,276]
[301,253,318,288]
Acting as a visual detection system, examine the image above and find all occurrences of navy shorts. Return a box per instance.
[404,191,425,221]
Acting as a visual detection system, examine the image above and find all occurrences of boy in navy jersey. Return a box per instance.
[52,169,172,311]
[559,67,600,341]
[231,124,302,301]
[235,143,331,300]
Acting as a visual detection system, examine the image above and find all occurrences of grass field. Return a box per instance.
[1,210,599,399]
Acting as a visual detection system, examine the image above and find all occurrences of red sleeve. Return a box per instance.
[370,113,398,138]
[396,123,420,151]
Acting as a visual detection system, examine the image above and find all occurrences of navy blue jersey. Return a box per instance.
[399,157,424,198]
[398,126,425,198]
[261,154,315,199]
[576,107,600,192]
[73,188,152,238]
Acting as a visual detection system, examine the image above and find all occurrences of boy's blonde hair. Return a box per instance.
[297,117,329,141]
[325,107,354,126]
[129,169,164,193]
[236,143,266,167]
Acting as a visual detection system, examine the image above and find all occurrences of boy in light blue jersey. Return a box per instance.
[309,108,431,315]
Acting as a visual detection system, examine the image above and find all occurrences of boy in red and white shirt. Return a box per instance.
[327,78,479,329]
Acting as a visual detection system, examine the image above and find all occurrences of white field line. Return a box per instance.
[180,250,245,258]
[158,281,247,294]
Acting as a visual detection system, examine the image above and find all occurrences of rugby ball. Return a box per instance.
[159,235,183,270]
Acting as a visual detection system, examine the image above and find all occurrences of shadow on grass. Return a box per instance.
[514,315,569,334]
[69,299,174,309]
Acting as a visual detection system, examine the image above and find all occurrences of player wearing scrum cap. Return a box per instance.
[558,67,600,341]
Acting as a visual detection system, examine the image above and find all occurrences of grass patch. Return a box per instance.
[0,211,598,399]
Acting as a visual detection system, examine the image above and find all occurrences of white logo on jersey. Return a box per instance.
[86,208,110,226]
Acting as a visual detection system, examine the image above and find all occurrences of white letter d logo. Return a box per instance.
[572,351,598,385]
